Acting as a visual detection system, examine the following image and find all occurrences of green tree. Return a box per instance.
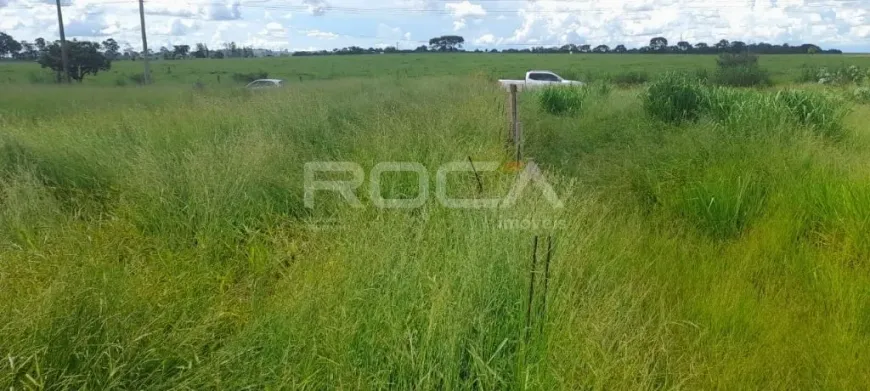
[0,32,22,57]
[650,36,668,52]
[18,40,38,60]
[677,41,692,52]
[613,44,627,53]
[593,44,610,53]
[34,37,46,52]
[101,38,120,59]
[428,35,465,52]
[172,44,190,58]
[193,43,210,58]
[38,40,112,82]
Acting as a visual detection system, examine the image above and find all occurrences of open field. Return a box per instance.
[2,57,870,389]
[3,53,870,85]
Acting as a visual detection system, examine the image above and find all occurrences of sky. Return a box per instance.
[0,0,868,53]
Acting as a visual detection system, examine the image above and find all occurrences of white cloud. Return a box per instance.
[304,29,338,39]
[160,18,200,36]
[144,0,240,20]
[1,0,870,52]
[444,1,486,18]
[64,6,121,37]
[145,4,196,18]
[261,22,286,39]
[302,0,328,16]
[0,15,23,30]
[444,1,485,32]
[199,0,241,20]
[503,0,870,48]
[474,33,496,45]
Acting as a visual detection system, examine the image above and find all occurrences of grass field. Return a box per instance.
[3,53,870,86]
[2,55,870,389]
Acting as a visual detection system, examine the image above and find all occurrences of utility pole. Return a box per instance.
[138,0,151,84]
[54,0,70,83]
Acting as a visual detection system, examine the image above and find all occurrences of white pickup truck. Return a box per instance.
[498,70,584,90]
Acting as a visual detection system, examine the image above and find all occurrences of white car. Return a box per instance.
[245,79,285,89]
[499,70,584,90]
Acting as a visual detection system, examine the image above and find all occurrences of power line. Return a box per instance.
[10,0,864,13]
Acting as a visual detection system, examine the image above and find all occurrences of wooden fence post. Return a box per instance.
[509,84,518,144]
[515,121,523,163]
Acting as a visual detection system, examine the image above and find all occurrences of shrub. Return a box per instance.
[796,65,821,83]
[774,89,848,139]
[231,71,269,83]
[702,86,750,123]
[713,66,772,87]
[854,87,870,104]
[538,86,587,116]
[643,73,705,125]
[716,52,759,68]
[712,52,771,87]
[609,71,649,86]
[818,65,866,85]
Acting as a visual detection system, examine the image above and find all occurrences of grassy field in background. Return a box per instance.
[2,61,870,389]
[3,53,870,86]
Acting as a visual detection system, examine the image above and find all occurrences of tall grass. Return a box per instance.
[537,86,587,115]
[643,72,706,125]
[2,76,870,389]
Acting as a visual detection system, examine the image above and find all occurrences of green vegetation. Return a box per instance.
[2,54,870,389]
[712,52,772,87]
[643,72,706,124]
[4,53,870,86]
[538,85,587,115]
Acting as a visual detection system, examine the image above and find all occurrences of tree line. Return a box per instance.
[1,32,841,62]
[0,30,844,82]
[294,35,842,56]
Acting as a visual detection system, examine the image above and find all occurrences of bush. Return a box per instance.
[796,65,821,83]
[817,65,866,85]
[714,66,772,87]
[774,89,848,139]
[701,86,750,123]
[231,71,269,83]
[538,86,587,116]
[854,87,870,104]
[712,52,771,87]
[643,73,705,125]
[716,52,759,68]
